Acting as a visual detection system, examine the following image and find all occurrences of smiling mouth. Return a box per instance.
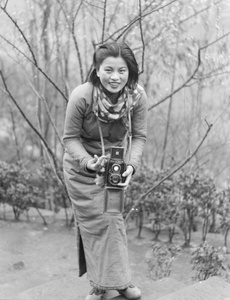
[110,83,120,88]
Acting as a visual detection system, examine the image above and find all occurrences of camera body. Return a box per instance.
[105,146,126,187]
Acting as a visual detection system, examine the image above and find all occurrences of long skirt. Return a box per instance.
[63,153,131,290]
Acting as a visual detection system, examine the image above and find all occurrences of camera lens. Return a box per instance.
[110,174,121,184]
[112,164,121,172]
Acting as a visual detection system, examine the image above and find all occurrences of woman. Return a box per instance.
[63,42,148,300]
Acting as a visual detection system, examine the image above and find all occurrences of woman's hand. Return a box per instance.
[118,165,134,189]
[87,155,107,173]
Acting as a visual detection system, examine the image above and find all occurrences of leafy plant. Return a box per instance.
[146,242,181,280]
[126,166,177,240]
[176,171,218,246]
[0,161,33,219]
[191,241,230,282]
[217,188,230,252]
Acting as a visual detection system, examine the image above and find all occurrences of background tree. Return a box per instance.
[0,0,230,225]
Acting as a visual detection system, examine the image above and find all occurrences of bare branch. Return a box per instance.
[0,70,71,206]
[148,48,201,110]
[83,0,103,10]
[0,6,37,64]
[24,73,64,149]
[0,70,55,165]
[8,104,21,161]
[71,2,84,83]
[57,0,84,83]
[115,0,179,41]
[107,1,120,30]
[125,121,213,223]
[0,0,9,9]
[138,0,145,75]
[179,0,224,24]
[95,0,179,44]
[148,31,230,111]
[0,33,34,63]
[101,0,107,43]
[0,6,68,102]
[194,70,230,81]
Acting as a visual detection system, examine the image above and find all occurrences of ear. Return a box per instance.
[96,69,100,77]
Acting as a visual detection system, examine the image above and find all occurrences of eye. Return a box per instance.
[105,68,112,73]
[119,69,127,73]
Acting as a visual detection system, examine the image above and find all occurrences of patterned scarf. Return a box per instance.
[93,84,143,128]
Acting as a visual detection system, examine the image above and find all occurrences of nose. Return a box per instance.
[110,72,119,81]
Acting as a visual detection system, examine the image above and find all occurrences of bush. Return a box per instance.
[126,166,220,245]
[0,161,34,219]
[0,161,69,221]
[146,242,181,280]
[191,241,230,282]
[37,163,69,211]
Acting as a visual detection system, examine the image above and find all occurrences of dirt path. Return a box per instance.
[0,209,229,299]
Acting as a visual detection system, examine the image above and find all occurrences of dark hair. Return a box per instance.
[89,42,139,89]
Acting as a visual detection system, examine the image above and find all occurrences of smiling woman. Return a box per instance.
[62,42,148,300]
[96,56,129,95]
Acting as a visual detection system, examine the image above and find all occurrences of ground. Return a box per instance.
[0,207,230,299]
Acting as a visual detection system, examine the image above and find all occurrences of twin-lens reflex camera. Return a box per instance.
[104,146,126,213]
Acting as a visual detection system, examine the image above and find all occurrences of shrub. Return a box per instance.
[0,161,33,219]
[217,188,230,251]
[191,241,230,282]
[146,242,181,280]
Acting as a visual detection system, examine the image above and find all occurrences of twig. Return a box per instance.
[24,73,64,149]
[57,0,84,83]
[34,205,47,226]
[148,31,230,111]
[116,0,179,41]
[101,0,107,43]
[0,0,9,9]
[0,6,68,102]
[125,121,213,223]
[0,7,37,65]
[8,104,21,161]
[0,70,71,218]
[71,1,84,83]
[83,0,103,10]
[179,0,224,24]
[0,71,56,164]
[96,0,179,44]
[0,71,65,184]
[138,0,145,75]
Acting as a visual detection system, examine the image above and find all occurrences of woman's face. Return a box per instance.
[96,56,129,93]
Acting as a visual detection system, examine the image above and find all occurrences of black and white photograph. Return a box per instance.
[1,1,230,299]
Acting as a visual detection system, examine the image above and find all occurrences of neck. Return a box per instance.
[100,85,123,104]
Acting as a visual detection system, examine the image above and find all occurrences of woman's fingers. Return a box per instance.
[93,155,107,171]
[117,165,133,188]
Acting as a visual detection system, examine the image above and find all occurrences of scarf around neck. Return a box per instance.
[93,84,143,128]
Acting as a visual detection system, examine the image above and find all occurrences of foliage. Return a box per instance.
[146,242,181,280]
[217,188,230,249]
[0,0,230,184]
[0,0,230,235]
[191,241,230,282]
[0,161,35,219]
[176,172,217,245]
[36,163,69,211]
[126,166,176,240]
[126,165,226,247]
[0,160,69,221]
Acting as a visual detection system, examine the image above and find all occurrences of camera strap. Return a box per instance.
[127,92,132,162]
[97,118,105,156]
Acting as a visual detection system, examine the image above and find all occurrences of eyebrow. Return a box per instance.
[104,66,127,69]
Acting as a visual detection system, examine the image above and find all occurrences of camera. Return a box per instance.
[105,146,126,187]
[104,146,126,213]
